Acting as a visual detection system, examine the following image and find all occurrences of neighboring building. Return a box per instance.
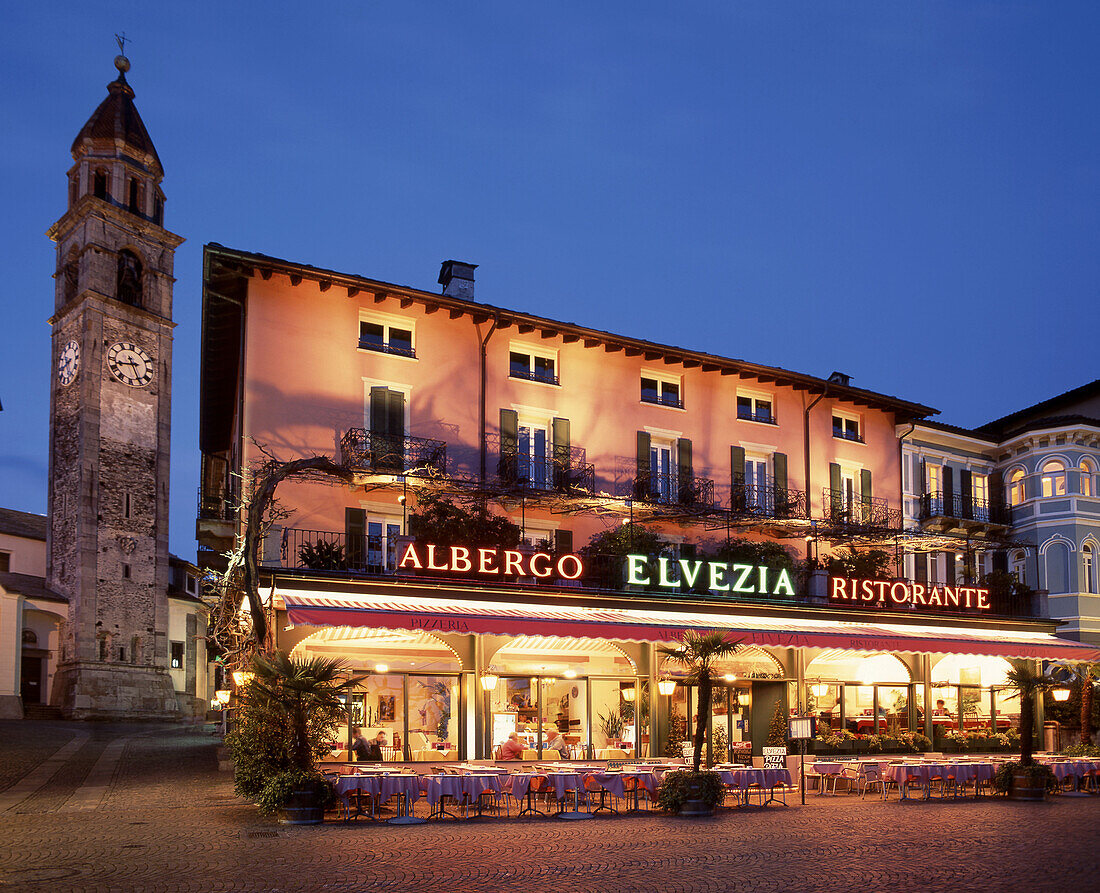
[197,246,1097,760]
[0,509,66,717]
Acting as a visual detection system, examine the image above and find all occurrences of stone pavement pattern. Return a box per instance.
[1,724,1099,892]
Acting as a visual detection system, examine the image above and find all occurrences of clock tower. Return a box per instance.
[46,53,184,719]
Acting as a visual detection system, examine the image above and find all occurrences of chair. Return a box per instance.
[855,763,885,799]
[520,749,539,761]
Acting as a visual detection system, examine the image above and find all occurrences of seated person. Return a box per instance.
[500,731,525,760]
[932,699,953,719]
[351,726,371,762]
[544,728,569,757]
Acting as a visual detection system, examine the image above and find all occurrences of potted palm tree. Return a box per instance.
[227,651,364,823]
[994,663,1057,801]
[656,631,739,816]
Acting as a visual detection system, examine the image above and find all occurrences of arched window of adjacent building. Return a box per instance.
[1011,551,1027,585]
[127,177,143,214]
[1081,459,1096,497]
[1084,544,1096,594]
[1008,469,1025,505]
[93,169,109,200]
[1040,460,1067,498]
[116,249,143,307]
[22,629,38,646]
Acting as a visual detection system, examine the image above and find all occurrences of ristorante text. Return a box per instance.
[830,577,991,611]
[397,543,583,579]
[625,555,795,595]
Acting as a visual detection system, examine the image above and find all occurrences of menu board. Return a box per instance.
[492,711,518,747]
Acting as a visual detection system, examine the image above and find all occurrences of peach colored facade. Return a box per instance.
[212,256,913,555]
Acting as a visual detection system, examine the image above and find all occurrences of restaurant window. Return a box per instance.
[1080,459,1096,497]
[804,650,912,733]
[409,675,459,754]
[358,311,416,359]
[1011,551,1027,586]
[736,391,774,425]
[1040,460,1067,498]
[641,371,683,409]
[1008,468,1026,505]
[509,343,558,385]
[931,655,1013,735]
[170,641,184,669]
[832,412,862,443]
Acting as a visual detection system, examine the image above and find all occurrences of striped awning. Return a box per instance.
[277,585,1100,661]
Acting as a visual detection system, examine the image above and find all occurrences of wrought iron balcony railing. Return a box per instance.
[340,428,447,476]
[632,471,715,508]
[736,409,776,425]
[283,528,400,574]
[730,483,808,520]
[641,393,684,410]
[357,339,416,359]
[509,368,560,386]
[918,491,1012,526]
[822,488,900,530]
[197,486,236,521]
[497,445,595,495]
[832,429,865,444]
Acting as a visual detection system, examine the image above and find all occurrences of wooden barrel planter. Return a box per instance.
[280,789,325,824]
[1007,769,1045,801]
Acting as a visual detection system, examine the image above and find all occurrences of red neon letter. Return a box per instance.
[450,546,471,572]
[502,551,523,576]
[889,582,909,604]
[398,543,422,570]
[530,552,552,578]
[478,548,498,574]
[426,544,449,571]
[830,577,847,600]
[557,555,583,580]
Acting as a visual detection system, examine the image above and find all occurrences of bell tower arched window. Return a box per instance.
[116,249,143,307]
[128,177,143,215]
[93,169,109,200]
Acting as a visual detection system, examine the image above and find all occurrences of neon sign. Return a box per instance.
[624,555,795,595]
[397,543,584,580]
[829,577,991,611]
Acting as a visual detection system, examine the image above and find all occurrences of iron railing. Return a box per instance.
[730,483,808,520]
[641,393,684,410]
[357,339,416,359]
[509,368,560,386]
[918,491,1012,526]
[283,528,400,574]
[822,488,900,530]
[197,486,236,521]
[497,447,596,495]
[632,472,715,508]
[832,428,864,444]
[736,409,776,425]
[340,428,447,476]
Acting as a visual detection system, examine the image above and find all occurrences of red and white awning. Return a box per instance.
[277,585,1100,661]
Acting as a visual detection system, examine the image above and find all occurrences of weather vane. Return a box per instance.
[115,32,129,56]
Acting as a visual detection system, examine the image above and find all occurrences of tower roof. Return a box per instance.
[71,56,162,175]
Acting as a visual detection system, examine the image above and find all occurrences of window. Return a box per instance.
[1011,551,1027,585]
[926,462,941,495]
[641,372,682,409]
[358,312,415,358]
[1008,468,1025,505]
[116,249,143,307]
[346,508,403,573]
[122,564,131,579]
[1081,460,1095,497]
[743,455,772,512]
[1084,544,1096,594]
[123,492,132,520]
[832,413,862,443]
[367,385,408,472]
[0,552,9,572]
[153,193,163,226]
[170,641,184,669]
[509,345,558,385]
[517,420,552,489]
[736,392,774,424]
[127,177,142,214]
[972,473,988,503]
[1040,460,1066,498]
[649,437,678,503]
[93,169,108,200]
[185,574,198,595]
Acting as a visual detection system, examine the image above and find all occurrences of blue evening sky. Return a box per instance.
[2,2,1097,556]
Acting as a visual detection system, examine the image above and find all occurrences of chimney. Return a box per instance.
[827,371,851,387]
[438,260,477,299]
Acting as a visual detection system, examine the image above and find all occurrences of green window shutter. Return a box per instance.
[919,459,926,494]
[369,386,388,434]
[730,445,746,511]
[829,463,842,515]
[860,469,873,507]
[552,417,570,488]
[499,409,519,484]
[635,431,651,498]
[554,529,573,554]
[677,438,693,503]
[960,469,972,517]
[386,389,405,436]
[773,452,787,490]
[942,466,954,508]
[345,508,365,568]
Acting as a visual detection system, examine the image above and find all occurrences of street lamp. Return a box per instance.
[1052,687,1071,702]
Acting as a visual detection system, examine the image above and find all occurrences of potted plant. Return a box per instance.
[226,651,364,823]
[657,630,740,815]
[1001,664,1056,801]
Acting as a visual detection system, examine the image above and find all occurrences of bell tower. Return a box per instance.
[46,52,184,719]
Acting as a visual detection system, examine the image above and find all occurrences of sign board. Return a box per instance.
[492,712,517,747]
[729,740,752,756]
[829,576,990,612]
[762,746,787,770]
[788,716,816,740]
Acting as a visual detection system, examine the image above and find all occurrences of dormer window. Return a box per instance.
[641,371,683,409]
[357,311,415,359]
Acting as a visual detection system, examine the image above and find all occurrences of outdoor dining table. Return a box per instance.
[887,762,996,800]
[1043,760,1100,794]
[424,773,503,819]
[333,773,423,822]
[716,767,793,806]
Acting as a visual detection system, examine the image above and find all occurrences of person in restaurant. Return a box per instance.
[500,731,525,760]
[933,699,953,718]
[351,726,371,762]
[544,727,568,757]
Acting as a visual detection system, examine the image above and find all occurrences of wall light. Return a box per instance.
[621,686,636,702]
[1052,687,1071,702]
[480,673,499,691]
[657,679,677,697]
[563,669,577,679]
[231,671,254,687]
[374,664,389,674]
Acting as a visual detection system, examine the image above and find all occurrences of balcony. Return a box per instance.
[196,484,237,551]
[340,428,447,477]
[641,393,684,410]
[736,409,776,425]
[632,471,715,509]
[730,483,808,520]
[282,528,399,574]
[918,491,1011,529]
[832,428,864,444]
[497,445,596,495]
[509,367,559,386]
[357,338,416,359]
[822,488,901,531]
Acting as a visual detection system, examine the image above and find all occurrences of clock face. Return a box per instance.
[106,341,154,388]
[58,339,80,386]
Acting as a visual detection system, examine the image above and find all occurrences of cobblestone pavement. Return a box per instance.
[1,724,1098,892]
